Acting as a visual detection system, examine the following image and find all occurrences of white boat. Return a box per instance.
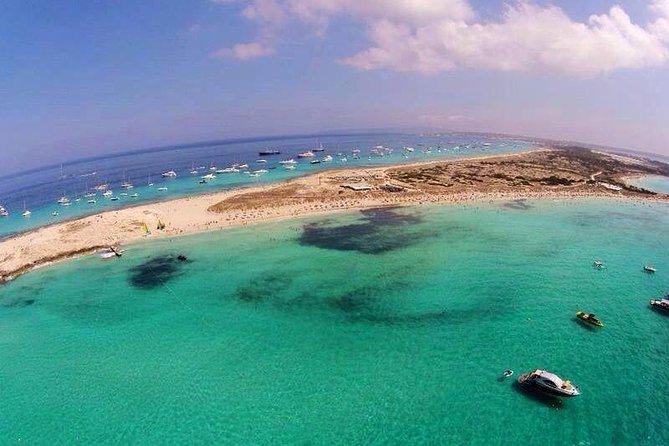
[110,197,119,201]
[644,265,657,273]
[201,173,217,180]
[404,146,415,152]
[0,205,8,217]
[161,170,177,178]
[284,165,296,170]
[120,192,128,197]
[190,163,198,175]
[52,211,59,217]
[256,159,267,164]
[322,155,333,162]
[157,186,168,191]
[103,190,113,197]
[84,192,96,198]
[517,369,580,397]
[22,209,31,217]
[593,260,604,269]
[279,159,297,165]
[235,163,249,169]
[297,151,314,158]
[87,199,97,204]
[57,196,71,205]
[121,170,133,189]
[215,167,238,174]
[130,193,139,198]
[650,296,669,312]
[340,157,348,162]
[95,183,109,191]
[252,169,268,174]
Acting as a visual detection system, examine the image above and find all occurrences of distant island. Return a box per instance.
[1,146,667,284]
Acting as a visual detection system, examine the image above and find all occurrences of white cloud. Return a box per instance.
[213,0,669,76]
[211,41,275,60]
[649,0,669,42]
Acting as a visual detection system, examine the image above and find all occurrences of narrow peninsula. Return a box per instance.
[1,147,667,284]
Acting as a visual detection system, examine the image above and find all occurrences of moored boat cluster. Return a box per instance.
[508,259,667,402]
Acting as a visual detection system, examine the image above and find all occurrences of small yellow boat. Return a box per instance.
[576,310,604,327]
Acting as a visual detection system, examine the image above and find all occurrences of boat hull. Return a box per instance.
[517,373,580,397]
[576,312,604,327]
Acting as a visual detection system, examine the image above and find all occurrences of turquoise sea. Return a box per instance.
[1,198,668,445]
[628,175,669,194]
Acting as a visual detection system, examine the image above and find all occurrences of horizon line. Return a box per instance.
[1,127,665,182]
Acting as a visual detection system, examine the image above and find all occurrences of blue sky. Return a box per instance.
[2,0,669,174]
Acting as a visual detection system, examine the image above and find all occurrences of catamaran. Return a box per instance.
[57,195,71,205]
[121,171,133,189]
[21,201,31,217]
[161,170,177,178]
[215,167,238,174]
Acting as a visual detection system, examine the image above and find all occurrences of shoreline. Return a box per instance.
[0,148,531,242]
[1,148,668,284]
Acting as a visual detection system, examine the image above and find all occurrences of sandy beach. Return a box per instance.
[1,148,667,284]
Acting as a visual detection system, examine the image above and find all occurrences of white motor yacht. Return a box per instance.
[517,369,580,397]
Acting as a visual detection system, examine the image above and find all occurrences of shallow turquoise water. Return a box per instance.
[1,199,668,445]
[628,175,669,194]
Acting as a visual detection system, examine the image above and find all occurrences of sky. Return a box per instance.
[2,0,669,174]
